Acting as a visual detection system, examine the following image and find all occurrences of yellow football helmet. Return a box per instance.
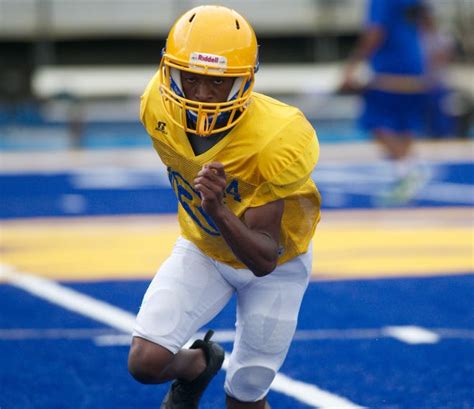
[159,5,259,136]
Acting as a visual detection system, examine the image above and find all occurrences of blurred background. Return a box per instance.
[0,0,473,218]
[0,0,473,153]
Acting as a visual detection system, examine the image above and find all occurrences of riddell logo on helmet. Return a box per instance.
[190,52,227,71]
[198,54,218,63]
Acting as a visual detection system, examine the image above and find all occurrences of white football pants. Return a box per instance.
[133,236,312,402]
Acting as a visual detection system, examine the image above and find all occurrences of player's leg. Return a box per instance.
[360,89,414,161]
[222,248,313,408]
[374,127,413,161]
[377,92,431,204]
[128,337,206,384]
[128,237,233,385]
[374,127,425,205]
[159,329,226,409]
[226,395,271,408]
[362,89,429,205]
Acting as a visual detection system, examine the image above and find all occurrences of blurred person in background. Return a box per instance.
[127,5,321,409]
[341,0,431,205]
[419,4,457,139]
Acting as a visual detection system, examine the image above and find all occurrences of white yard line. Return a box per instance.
[318,182,474,205]
[0,265,136,333]
[0,328,118,340]
[382,326,440,344]
[417,183,474,204]
[2,327,472,343]
[270,372,365,409]
[96,327,444,346]
[0,265,363,409]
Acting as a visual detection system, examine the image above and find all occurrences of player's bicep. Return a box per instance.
[243,199,284,244]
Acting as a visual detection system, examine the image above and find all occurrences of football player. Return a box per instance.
[128,5,321,409]
[342,0,430,205]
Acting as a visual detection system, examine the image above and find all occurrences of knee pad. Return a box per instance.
[243,312,297,354]
[225,312,297,401]
[135,288,183,339]
[225,365,276,402]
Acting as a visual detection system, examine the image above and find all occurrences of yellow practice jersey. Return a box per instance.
[140,72,321,268]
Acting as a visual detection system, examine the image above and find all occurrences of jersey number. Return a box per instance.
[225,179,241,202]
[168,168,241,236]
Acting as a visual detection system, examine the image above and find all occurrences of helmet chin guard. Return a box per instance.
[159,5,259,137]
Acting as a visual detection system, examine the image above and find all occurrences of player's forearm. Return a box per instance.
[210,206,279,277]
[348,27,384,67]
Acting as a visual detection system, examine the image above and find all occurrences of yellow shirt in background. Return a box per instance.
[141,72,321,268]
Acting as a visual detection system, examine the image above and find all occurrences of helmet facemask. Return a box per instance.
[159,56,255,136]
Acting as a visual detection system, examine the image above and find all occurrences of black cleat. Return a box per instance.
[160,330,225,409]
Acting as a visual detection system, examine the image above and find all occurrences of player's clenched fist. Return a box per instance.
[194,162,227,216]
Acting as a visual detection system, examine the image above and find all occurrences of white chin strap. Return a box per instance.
[227,77,244,101]
[170,68,184,96]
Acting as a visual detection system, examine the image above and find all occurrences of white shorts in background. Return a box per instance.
[132,237,312,402]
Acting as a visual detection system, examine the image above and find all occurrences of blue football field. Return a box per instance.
[0,273,473,408]
[0,144,473,408]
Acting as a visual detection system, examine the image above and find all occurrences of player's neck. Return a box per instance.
[186,129,230,156]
